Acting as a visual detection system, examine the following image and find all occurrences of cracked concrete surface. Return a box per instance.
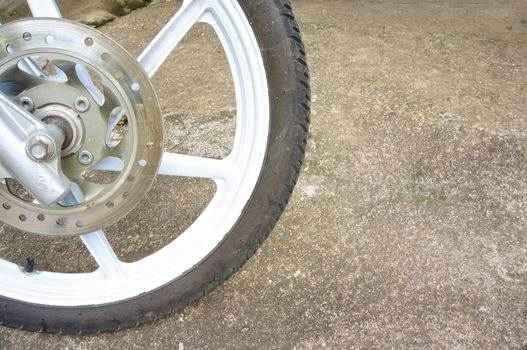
[0,0,527,348]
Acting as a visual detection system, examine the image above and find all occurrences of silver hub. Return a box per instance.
[34,104,84,157]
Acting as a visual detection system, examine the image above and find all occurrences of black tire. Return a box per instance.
[0,0,310,334]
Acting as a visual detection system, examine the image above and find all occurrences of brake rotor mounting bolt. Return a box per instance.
[45,35,54,45]
[74,96,90,113]
[27,135,55,161]
[78,150,94,165]
[18,96,34,112]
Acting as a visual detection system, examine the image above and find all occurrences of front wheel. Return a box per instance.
[0,0,310,334]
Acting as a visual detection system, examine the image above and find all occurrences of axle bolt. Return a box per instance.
[30,142,47,159]
[26,135,55,161]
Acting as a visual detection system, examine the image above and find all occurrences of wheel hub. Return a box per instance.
[0,19,164,236]
[34,104,84,157]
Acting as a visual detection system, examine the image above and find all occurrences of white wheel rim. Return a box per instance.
[0,0,270,306]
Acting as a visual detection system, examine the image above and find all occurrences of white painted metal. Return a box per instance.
[0,0,270,306]
[81,231,124,278]
[138,0,208,78]
[96,152,234,181]
[75,64,106,107]
[26,0,62,18]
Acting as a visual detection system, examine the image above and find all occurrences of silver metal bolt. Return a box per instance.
[45,35,54,45]
[74,96,90,113]
[18,96,34,112]
[26,135,56,162]
[30,142,47,160]
[78,150,94,165]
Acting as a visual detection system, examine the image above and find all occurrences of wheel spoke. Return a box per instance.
[27,0,62,18]
[75,64,105,106]
[138,0,209,77]
[91,156,124,172]
[159,152,234,181]
[62,185,124,278]
[93,152,233,181]
[81,230,124,278]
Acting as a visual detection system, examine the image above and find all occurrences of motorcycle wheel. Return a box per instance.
[0,0,310,334]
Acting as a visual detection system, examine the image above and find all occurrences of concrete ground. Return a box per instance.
[1,0,527,348]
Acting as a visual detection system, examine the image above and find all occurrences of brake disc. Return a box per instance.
[0,19,164,236]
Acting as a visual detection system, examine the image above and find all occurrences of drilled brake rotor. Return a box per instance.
[0,19,164,236]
